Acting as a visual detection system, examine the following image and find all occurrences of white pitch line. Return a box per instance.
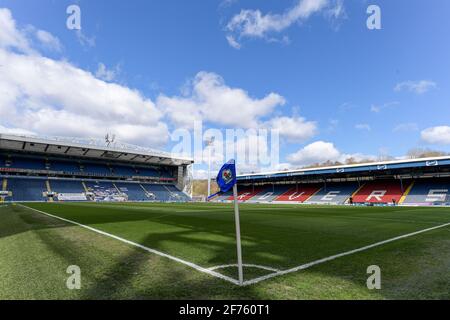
[242,221,450,286]
[16,204,450,287]
[209,264,280,272]
[18,204,240,286]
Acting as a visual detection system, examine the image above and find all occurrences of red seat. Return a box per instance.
[352,181,408,203]
[275,185,321,202]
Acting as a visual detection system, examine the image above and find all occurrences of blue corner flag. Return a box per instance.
[212,159,244,285]
[216,159,237,193]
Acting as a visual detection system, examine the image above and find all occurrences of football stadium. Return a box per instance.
[1,133,449,300]
[1,0,449,307]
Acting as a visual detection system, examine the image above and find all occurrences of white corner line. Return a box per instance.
[242,221,450,286]
[17,204,450,287]
[209,264,280,272]
[18,204,240,286]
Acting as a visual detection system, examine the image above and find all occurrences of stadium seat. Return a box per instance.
[50,161,81,173]
[115,182,149,201]
[274,184,322,203]
[112,166,137,176]
[6,178,47,201]
[136,167,160,177]
[244,186,283,202]
[8,157,46,170]
[305,183,359,204]
[49,179,85,194]
[352,180,410,204]
[84,181,124,201]
[227,186,267,202]
[82,163,112,176]
[402,179,450,205]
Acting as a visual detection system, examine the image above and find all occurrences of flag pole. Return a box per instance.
[232,183,244,285]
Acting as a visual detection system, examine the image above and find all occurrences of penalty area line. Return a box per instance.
[242,221,450,286]
[18,204,240,286]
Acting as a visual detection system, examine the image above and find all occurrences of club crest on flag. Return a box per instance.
[216,159,237,193]
[222,168,233,184]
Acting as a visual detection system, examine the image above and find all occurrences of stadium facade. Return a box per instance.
[213,156,450,206]
[0,134,193,202]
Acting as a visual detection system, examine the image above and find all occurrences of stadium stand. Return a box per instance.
[164,184,191,201]
[402,179,450,205]
[8,157,46,170]
[6,177,47,201]
[274,184,322,203]
[351,180,410,204]
[140,184,187,201]
[81,163,112,176]
[136,167,160,178]
[49,179,85,194]
[0,134,192,202]
[305,182,359,204]
[50,161,81,173]
[245,185,289,203]
[84,181,126,201]
[112,165,137,176]
[115,182,150,201]
[229,156,450,206]
[227,186,266,201]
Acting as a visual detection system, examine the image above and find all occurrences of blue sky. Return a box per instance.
[0,0,449,176]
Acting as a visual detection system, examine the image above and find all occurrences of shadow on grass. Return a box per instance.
[6,203,450,299]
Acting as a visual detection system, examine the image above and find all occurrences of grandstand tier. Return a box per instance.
[212,178,450,206]
[209,155,450,206]
[305,183,359,204]
[274,185,321,202]
[0,134,193,202]
[403,179,450,205]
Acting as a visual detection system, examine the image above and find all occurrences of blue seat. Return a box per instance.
[115,182,149,201]
[49,179,85,193]
[51,161,81,173]
[6,178,47,201]
[112,166,137,176]
[9,157,46,170]
[82,163,112,175]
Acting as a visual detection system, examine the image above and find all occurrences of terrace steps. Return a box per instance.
[399,181,415,204]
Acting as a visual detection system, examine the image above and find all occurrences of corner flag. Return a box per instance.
[216,159,244,285]
[216,159,237,193]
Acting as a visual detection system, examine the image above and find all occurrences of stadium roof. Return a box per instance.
[0,134,193,166]
[237,156,450,182]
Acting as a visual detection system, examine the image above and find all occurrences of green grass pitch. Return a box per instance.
[0,202,449,299]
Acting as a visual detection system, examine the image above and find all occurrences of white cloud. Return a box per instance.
[0,9,168,147]
[226,35,241,49]
[287,141,375,166]
[35,29,62,52]
[326,0,346,20]
[157,71,286,129]
[95,63,120,82]
[421,126,450,145]
[355,123,371,131]
[0,8,33,53]
[225,0,344,48]
[287,141,340,166]
[0,124,35,136]
[263,116,317,142]
[370,101,399,113]
[394,80,437,94]
[76,30,96,48]
[393,123,418,133]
